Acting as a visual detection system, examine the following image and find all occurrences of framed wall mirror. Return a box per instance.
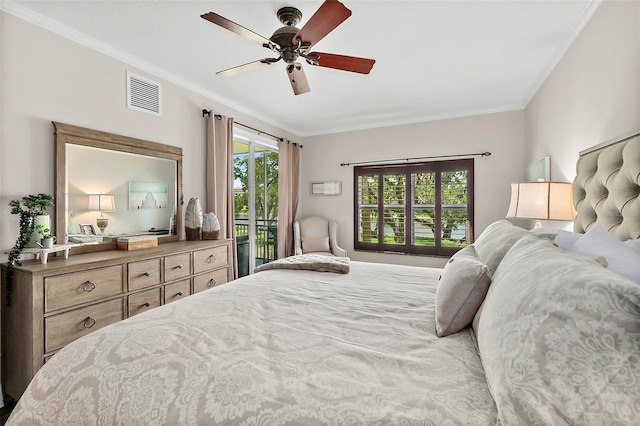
[54,122,183,253]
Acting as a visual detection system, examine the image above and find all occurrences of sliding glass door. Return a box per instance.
[233,131,278,277]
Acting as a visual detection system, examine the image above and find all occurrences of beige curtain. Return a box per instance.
[206,113,238,278]
[277,140,301,259]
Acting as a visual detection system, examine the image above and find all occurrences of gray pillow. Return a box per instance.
[473,220,529,276]
[435,245,491,337]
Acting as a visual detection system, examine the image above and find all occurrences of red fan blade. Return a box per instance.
[217,57,281,77]
[306,52,375,74]
[201,12,276,48]
[293,0,351,49]
[287,63,310,95]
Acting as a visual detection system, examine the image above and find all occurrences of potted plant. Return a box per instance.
[6,193,54,306]
[36,224,56,248]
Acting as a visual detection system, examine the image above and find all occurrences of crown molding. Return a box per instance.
[0,0,304,137]
[522,0,602,107]
[2,0,591,139]
[301,104,525,138]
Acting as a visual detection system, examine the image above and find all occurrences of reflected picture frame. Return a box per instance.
[80,224,96,235]
[128,181,169,210]
[525,157,550,182]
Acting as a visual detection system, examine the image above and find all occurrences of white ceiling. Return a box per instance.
[6,0,599,137]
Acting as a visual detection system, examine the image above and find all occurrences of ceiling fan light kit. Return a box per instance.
[201,0,375,95]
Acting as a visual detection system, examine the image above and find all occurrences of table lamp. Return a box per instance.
[506,182,575,228]
[88,194,116,233]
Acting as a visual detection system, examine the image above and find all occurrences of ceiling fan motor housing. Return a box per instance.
[271,7,303,64]
[271,26,299,63]
[277,6,302,26]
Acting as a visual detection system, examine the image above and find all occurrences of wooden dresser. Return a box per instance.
[1,239,233,400]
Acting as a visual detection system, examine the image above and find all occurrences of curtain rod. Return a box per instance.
[340,151,491,167]
[202,109,285,142]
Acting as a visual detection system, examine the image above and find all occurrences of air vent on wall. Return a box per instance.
[126,71,161,116]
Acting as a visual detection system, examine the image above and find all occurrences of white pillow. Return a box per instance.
[553,229,582,251]
[624,238,640,254]
[566,225,640,283]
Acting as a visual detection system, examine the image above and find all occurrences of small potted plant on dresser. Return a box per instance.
[6,193,54,306]
[36,224,56,248]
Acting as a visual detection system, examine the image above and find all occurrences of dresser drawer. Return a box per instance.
[45,298,125,353]
[45,265,124,313]
[128,287,161,317]
[164,253,191,282]
[164,279,191,304]
[193,245,228,274]
[193,268,228,294]
[128,258,162,291]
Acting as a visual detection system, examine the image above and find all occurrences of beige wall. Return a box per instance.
[300,110,526,267]
[299,0,640,268]
[2,1,638,264]
[525,0,640,181]
[0,12,299,261]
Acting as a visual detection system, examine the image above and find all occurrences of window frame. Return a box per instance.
[353,158,474,257]
[232,128,280,276]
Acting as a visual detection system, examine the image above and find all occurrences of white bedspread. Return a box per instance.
[9,261,496,425]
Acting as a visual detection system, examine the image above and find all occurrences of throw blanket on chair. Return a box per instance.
[255,254,350,274]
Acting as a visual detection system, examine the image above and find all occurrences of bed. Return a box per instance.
[7,260,497,424]
[7,132,640,425]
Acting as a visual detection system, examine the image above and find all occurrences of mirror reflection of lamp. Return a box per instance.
[88,194,116,233]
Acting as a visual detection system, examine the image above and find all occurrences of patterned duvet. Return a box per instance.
[8,261,497,425]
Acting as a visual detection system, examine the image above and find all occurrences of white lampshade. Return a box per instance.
[506,182,575,226]
[88,194,116,212]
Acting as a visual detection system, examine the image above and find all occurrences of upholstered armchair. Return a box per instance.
[293,216,347,257]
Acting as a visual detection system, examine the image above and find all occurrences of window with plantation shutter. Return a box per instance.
[354,159,474,256]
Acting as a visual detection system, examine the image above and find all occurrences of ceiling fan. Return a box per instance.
[201,0,375,95]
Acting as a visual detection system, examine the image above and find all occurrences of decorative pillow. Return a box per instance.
[564,225,640,283]
[435,245,491,337]
[476,234,640,424]
[473,220,529,276]
[302,236,330,253]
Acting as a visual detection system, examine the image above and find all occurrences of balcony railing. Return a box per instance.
[235,218,278,268]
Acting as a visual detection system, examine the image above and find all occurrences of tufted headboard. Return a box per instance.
[573,129,640,241]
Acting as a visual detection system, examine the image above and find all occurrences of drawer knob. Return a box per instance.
[143,272,151,277]
[82,280,97,292]
[208,279,216,287]
[143,302,150,307]
[176,264,183,269]
[176,292,183,296]
[83,316,96,329]
[208,255,216,263]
